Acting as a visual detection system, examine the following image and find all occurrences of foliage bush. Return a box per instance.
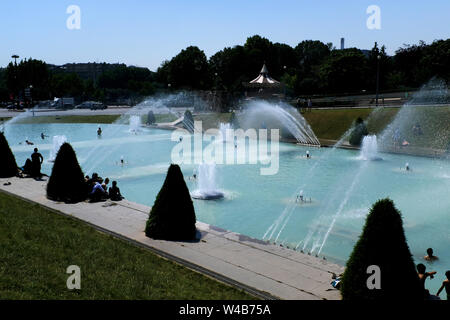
[147,110,156,124]
[183,110,194,133]
[46,143,87,203]
[229,111,240,129]
[145,164,197,241]
[341,198,423,300]
[0,132,18,178]
[349,117,368,146]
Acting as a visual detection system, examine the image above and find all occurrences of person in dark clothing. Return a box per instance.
[30,148,43,178]
[436,270,450,301]
[89,181,107,202]
[417,263,437,299]
[21,158,33,175]
[109,181,124,201]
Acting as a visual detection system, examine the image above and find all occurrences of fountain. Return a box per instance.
[191,163,224,200]
[237,100,320,146]
[129,115,142,133]
[49,135,67,162]
[219,122,231,142]
[359,135,382,161]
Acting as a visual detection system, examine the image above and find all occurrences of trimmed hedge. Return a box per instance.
[46,143,87,203]
[145,164,197,241]
[230,111,239,129]
[341,198,423,300]
[0,132,18,178]
[147,110,156,125]
[183,110,194,133]
[349,117,368,146]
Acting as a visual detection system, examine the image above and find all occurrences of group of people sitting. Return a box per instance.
[85,172,124,202]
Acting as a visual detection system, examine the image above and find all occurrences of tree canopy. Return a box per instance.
[2,37,450,102]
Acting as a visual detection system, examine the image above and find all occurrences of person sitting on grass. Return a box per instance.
[417,263,437,299]
[424,248,439,261]
[436,270,450,301]
[109,180,124,201]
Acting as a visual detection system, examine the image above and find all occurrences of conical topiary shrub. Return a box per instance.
[145,164,197,241]
[147,110,156,125]
[341,198,423,300]
[183,110,194,133]
[46,143,87,203]
[0,132,18,178]
[229,111,239,129]
[349,117,368,146]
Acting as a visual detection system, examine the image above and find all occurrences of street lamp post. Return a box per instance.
[11,55,19,107]
[11,54,19,66]
[375,55,381,107]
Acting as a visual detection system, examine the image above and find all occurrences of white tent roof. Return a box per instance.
[249,64,280,84]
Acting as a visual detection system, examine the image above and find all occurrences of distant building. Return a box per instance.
[243,64,285,100]
[341,38,345,50]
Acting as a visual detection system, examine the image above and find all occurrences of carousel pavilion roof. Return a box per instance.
[248,64,280,86]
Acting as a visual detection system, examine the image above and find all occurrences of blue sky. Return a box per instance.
[1,0,449,71]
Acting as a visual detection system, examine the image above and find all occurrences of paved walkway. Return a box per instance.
[0,176,344,300]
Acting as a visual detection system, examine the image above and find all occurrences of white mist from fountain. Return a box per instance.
[80,92,201,174]
[239,100,320,146]
[129,115,142,133]
[263,127,354,243]
[49,135,67,162]
[191,163,224,200]
[359,135,382,161]
[219,123,231,142]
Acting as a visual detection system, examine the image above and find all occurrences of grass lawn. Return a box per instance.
[15,114,179,125]
[16,115,121,124]
[0,192,255,300]
[194,113,233,131]
[302,108,400,141]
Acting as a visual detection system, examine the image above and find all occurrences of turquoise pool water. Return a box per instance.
[5,122,450,294]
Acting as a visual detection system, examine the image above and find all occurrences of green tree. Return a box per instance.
[5,58,50,101]
[145,164,197,241]
[319,48,369,94]
[0,132,18,178]
[341,198,423,300]
[157,46,210,90]
[46,143,87,203]
[209,45,248,91]
[50,73,84,98]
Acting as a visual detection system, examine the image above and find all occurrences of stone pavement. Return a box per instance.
[0,176,344,300]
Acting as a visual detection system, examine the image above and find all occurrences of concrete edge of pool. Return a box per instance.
[0,176,344,300]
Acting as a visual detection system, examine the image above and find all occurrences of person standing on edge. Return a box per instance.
[31,148,43,178]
